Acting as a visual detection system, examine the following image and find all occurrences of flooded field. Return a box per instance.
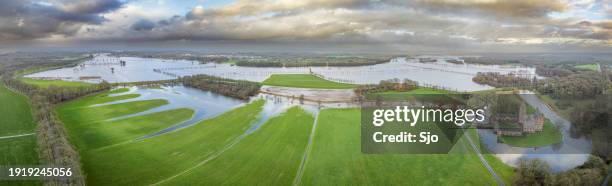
[26,54,537,92]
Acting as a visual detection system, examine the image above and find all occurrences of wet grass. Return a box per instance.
[263,74,357,89]
[164,106,314,185]
[300,109,513,185]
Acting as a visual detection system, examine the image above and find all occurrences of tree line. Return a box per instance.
[180,74,261,100]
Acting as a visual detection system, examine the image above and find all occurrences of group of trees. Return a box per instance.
[180,74,261,100]
[535,65,577,77]
[537,72,608,99]
[472,72,536,88]
[513,156,608,186]
[354,79,419,103]
[473,71,609,100]
[354,79,418,96]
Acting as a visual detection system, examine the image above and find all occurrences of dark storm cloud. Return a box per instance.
[131,19,155,31]
[0,0,124,40]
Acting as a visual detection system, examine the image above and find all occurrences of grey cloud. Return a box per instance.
[131,19,155,31]
[0,0,124,40]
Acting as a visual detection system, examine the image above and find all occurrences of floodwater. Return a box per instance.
[91,86,245,138]
[26,54,537,92]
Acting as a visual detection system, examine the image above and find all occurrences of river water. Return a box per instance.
[26,54,537,92]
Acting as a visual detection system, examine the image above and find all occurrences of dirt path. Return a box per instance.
[292,112,319,186]
[0,133,35,139]
[465,133,505,186]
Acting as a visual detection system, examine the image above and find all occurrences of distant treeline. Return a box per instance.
[180,75,261,100]
[1,74,109,185]
[473,71,609,99]
[461,57,521,65]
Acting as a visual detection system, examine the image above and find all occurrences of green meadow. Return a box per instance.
[574,64,599,71]
[263,74,357,89]
[0,83,40,186]
[18,77,93,88]
[299,109,514,185]
[0,83,37,136]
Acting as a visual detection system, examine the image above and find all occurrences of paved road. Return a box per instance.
[293,112,319,186]
[0,133,35,139]
[465,133,505,186]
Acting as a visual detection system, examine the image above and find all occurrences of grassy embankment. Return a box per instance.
[263,74,356,89]
[300,109,514,185]
[0,83,40,186]
[498,119,562,148]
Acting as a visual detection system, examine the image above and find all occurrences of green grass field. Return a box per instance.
[18,77,93,88]
[164,107,314,185]
[0,83,40,186]
[263,74,357,89]
[499,119,562,147]
[574,64,599,71]
[57,88,266,185]
[299,109,514,185]
[55,87,517,185]
[0,83,36,136]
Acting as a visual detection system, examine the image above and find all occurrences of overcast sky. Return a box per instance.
[0,0,610,53]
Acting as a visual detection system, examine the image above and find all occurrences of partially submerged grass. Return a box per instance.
[57,94,265,185]
[164,106,314,185]
[263,74,357,89]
